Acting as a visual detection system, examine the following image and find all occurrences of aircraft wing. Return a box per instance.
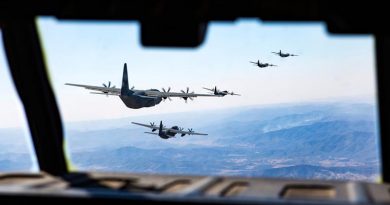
[144,132,159,135]
[131,122,168,131]
[65,83,121,95]
[145,90,219,98]
[168,129,208,136]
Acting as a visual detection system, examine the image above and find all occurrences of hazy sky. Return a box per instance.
[0,18,377,128]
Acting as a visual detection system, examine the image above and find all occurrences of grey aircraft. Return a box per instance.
[203,86,240,96]
[272,50,298,57]
[65,63,220,109]
[131,121,208,139]
[250,60,277,68]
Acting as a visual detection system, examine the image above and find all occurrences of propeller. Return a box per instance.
[178,127,186,137]
[188,128,194,134]
[180,87,194,103]
[162,87,172,101]
[102,81,116,97]
[102,81,115,88]
[150,122,157,132]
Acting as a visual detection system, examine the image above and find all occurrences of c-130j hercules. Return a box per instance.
[66,63,222,109]
[272,50,299,58]
[132,121,207,139]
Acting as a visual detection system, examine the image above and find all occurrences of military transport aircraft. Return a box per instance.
[250,60,277,68]
[203,86,240,96]
[272,50,299,57]
[65,63,221,109]
[132,121,208,139]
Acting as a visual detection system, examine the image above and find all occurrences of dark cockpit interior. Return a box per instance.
[1,1,390,204]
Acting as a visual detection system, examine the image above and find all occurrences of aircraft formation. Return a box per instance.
[66,63,240,109]
[250,50,298,68]
[66,50,298,139]
[66,63,240,138]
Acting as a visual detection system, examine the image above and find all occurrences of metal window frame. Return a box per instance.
[0,0,388,182]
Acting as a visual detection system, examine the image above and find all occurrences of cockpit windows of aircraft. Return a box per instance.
[37,17,380,182]
[0,31,38,172]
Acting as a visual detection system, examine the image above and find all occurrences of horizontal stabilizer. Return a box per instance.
[144,132,158,135]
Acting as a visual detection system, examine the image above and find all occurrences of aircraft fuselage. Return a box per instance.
[119,91,163,109]
[280,53,290,57]
[259,64,268,67]
[158,126,179,139]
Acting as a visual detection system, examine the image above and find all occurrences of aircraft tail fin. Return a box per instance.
[159,121,163,135]
[121,63,130,95]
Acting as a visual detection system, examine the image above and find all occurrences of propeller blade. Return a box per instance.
[103,83,107,87]
[108,81,111,87]
[162,87,171,95]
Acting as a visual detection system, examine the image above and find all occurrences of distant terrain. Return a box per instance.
[0,101,381,181]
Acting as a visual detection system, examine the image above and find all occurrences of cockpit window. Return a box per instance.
[0,31,38,172]
[37,17,380,182]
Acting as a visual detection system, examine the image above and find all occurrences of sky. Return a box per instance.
[0,18,377,128]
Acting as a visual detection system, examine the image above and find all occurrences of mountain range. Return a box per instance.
[0,101,381,181]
